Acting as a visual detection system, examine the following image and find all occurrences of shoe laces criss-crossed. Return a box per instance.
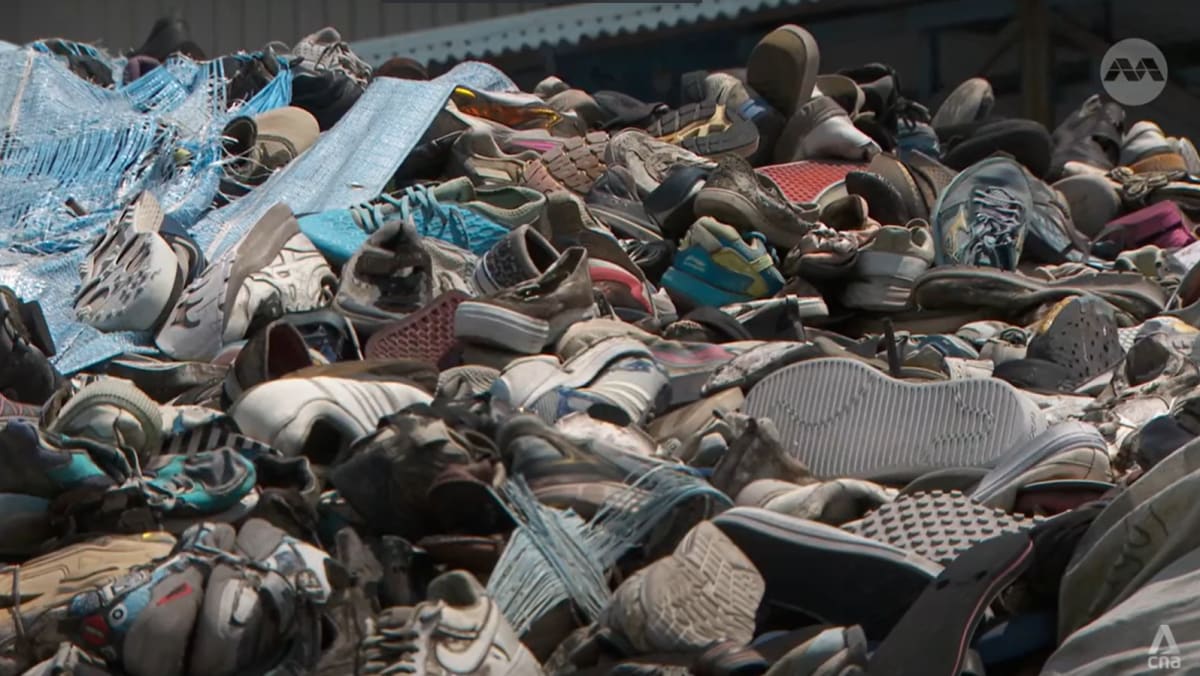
[352,186,481,253]
[967,186,1025,269]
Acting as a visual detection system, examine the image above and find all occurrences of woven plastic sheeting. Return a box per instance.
[0,52,513,374]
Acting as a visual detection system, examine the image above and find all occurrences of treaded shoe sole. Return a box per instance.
[648,102,760,159]
[534,131,609,194]
[364,290,467,365]
[747,25,820,117]
[742,358,1045,478]
[73,232,182,333]
[455,301,594,354]
[712,507,940,639]
[843,490,1043,566]
[608,521,764,652]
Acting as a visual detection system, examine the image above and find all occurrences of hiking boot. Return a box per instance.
[647,101,759,159]
[455,247,595,354]
[660,218,785,310]
[155,204,335,362]
[359,570,545,675]
[693,154,820,248]
[332,216,477,334]
[330,410,477,540]
[931,77,995,130]
[474,225,561,295]
[842,219,935,311]
[747,24,820,118]
[776,95,881,163]
[228,376,432,462]
[602,521,764,655]
[929,156,1034,270]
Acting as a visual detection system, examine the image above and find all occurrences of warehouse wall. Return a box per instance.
[0,0,555,55]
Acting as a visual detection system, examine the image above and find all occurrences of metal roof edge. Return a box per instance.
[352,0,815,66]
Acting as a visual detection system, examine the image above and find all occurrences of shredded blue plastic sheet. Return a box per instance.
[0,45,513,374]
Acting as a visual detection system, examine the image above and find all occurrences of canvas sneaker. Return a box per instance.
[455,247,596,354]
[473,224,561,295]
[298,178,544,264]
[333,215,478,334]
[660,217,785,309]
[156,204,335,361]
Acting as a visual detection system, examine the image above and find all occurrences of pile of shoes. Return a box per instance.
[6,16,1200,676]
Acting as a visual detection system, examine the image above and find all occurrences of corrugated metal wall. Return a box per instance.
[0,0,555,56]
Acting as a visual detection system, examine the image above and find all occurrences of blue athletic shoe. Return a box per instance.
[661,217,785,309]
[298,177,543,264]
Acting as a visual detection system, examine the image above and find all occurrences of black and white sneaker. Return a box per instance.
[155,204,335,361]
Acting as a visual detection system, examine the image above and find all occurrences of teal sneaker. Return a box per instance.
[298,177,545,264]
[0,419,117,498]
[661,217,785,309]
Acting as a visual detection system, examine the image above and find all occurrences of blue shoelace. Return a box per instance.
[349,186,474,251]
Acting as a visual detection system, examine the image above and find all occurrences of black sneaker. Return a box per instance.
[0,289,59,405]
[1048,95,1125,180]
[291,65,364,131]
[131,17,206,61]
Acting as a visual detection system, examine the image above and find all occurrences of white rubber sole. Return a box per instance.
[455,301,592,354]
[742,358,1046,478]
[74,232,180,332]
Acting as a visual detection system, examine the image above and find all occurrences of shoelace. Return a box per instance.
[360,606,440,675]
[350,187,475,251]
[314,39,370,80]
[967,186,1024,269]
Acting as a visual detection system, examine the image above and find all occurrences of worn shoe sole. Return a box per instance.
[713,507,940,639]
[747,25,820,117]
[608,521,764,653]
[455,301,595,354]
[844,490,1042,566]
[742,358,1045,478]
[649,102,760,159]
[529,131,609,194]
[74,232,182,333]
[364,290,467,365]
[0,532,176,634]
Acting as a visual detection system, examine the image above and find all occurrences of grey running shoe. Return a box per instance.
[930,156,1034,270]
[359,570,545,675]
[455,247,595,354]
[601,521,764,654]
[334,215,478,333]
[155,204,335,361]
[289,27,372,85]
[474,225,560,295]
